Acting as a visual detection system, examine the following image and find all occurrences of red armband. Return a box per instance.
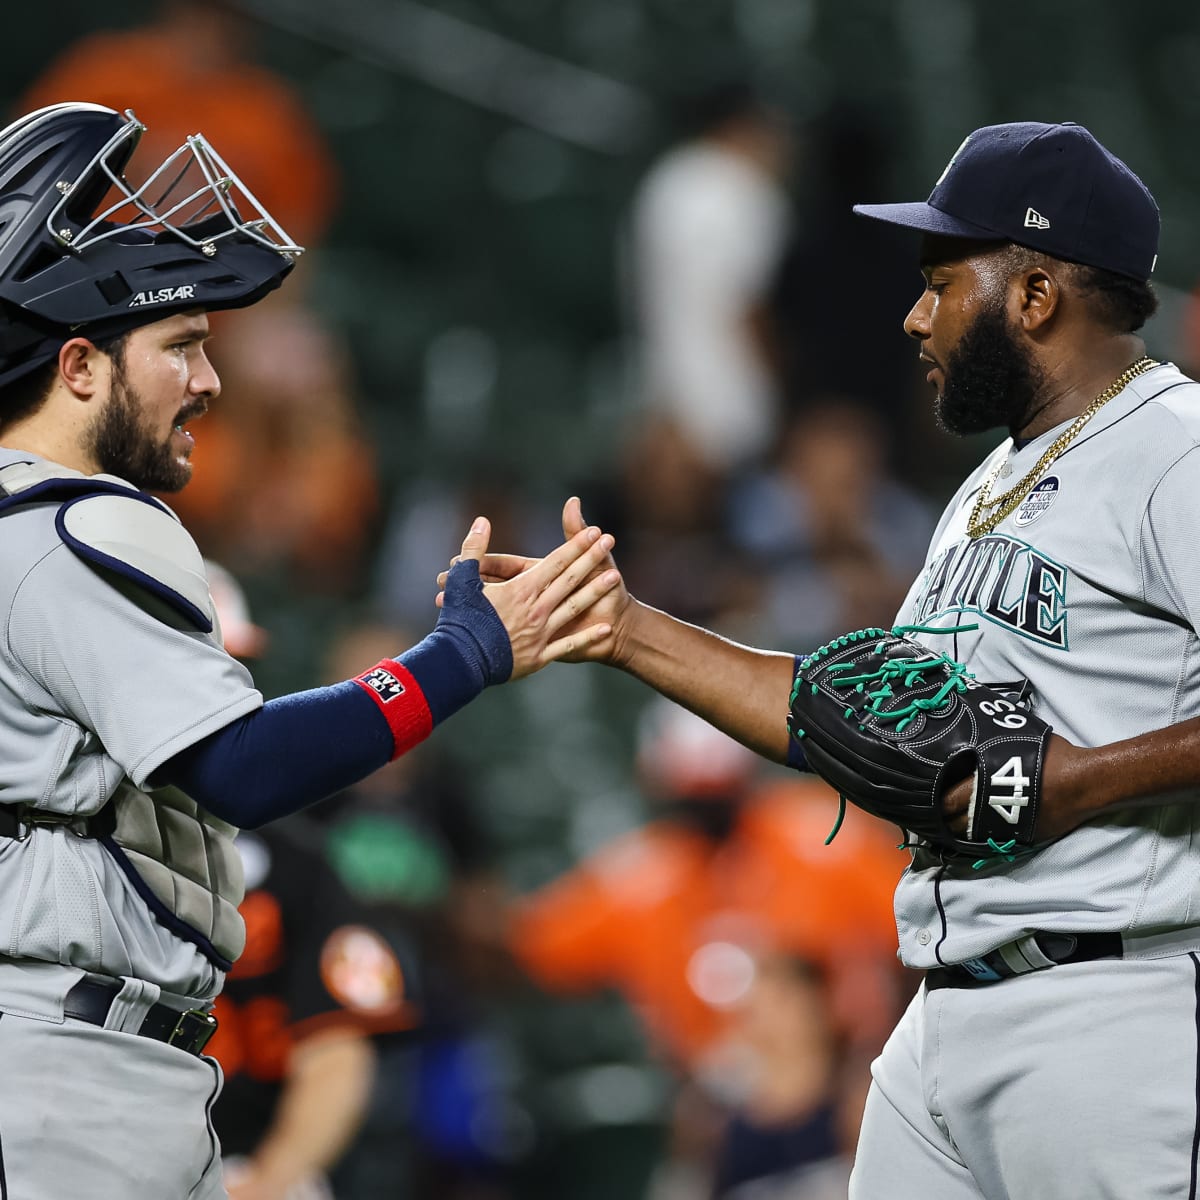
[351,659,434,760]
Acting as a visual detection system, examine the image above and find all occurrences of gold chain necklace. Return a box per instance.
[965,356,1158,539]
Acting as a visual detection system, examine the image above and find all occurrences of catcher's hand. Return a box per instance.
[787,627,1052,867]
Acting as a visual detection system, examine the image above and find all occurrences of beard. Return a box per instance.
[86,358,196,493]
[935,300,1045,436]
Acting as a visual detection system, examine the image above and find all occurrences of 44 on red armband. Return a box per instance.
[352,659,433,760]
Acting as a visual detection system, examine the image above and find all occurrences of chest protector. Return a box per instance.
[0,459,245,969]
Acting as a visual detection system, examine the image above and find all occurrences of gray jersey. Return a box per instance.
[0,447,262,999]
[893,363,1200,968]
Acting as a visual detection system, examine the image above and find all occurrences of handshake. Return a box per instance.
[434,495,627,684]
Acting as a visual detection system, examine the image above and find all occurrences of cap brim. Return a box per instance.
[852,201,1001,241]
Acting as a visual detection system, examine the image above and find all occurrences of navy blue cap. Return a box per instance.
[853,121,1159,280]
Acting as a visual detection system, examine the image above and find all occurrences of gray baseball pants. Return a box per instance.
[851,951,1200,1199]
[0,962,226,1199]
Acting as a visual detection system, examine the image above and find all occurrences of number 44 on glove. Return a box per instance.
[786,626,1052,869]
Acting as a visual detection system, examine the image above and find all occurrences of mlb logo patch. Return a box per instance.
[360,666,406,702]
[1014,475,1059,526]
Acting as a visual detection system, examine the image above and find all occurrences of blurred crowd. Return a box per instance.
[16,7,967,1198]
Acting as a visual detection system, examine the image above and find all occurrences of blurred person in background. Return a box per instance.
[374,471,561,631]
[19,0,338,251]
[170,305,381,593]
[725,400,934,650]
[582,413,761,631]
[205,565,416,1200]
[505,697,906,1198]
[768,109,921,467]
[212,819,411,1200]
[625,80,795,476]
[711,954,855,1200]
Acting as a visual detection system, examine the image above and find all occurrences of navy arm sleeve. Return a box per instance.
[160,556,516,828]
[161,681,395,829]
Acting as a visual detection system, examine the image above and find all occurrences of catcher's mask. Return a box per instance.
[0,102,302,387]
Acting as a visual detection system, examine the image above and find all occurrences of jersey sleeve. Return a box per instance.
[5,542,262,788]
[1140,446,1200,630]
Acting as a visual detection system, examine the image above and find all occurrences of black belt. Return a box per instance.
[0,804,114,841]
[64,978,218,1056]
[926,931,1124,990]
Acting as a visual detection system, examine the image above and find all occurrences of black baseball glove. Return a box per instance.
[787,627,1052,866]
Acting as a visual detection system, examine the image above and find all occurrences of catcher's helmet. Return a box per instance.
[0,102,303,386]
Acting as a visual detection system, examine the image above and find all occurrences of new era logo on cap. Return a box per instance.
[1024,207,1050,230]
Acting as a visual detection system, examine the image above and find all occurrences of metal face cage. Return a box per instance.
[46,110,304,260]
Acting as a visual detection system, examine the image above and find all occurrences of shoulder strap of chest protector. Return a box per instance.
[0,460,213,632]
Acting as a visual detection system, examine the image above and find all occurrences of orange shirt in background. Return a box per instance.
[507,777,904,1074]
[20,26,338,249]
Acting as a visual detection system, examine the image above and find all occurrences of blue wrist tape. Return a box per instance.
[433,558,513,687]
[397,558,513,724]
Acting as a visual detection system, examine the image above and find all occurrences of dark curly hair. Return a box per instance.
[0,359,57,433]
[1069,263,1159,332]
[1002,243,1158,332]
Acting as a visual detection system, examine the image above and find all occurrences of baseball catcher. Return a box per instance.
[787,626,1052,866]
[0,101,621,1200]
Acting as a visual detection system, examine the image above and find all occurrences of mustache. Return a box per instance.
[174,403,208,425]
